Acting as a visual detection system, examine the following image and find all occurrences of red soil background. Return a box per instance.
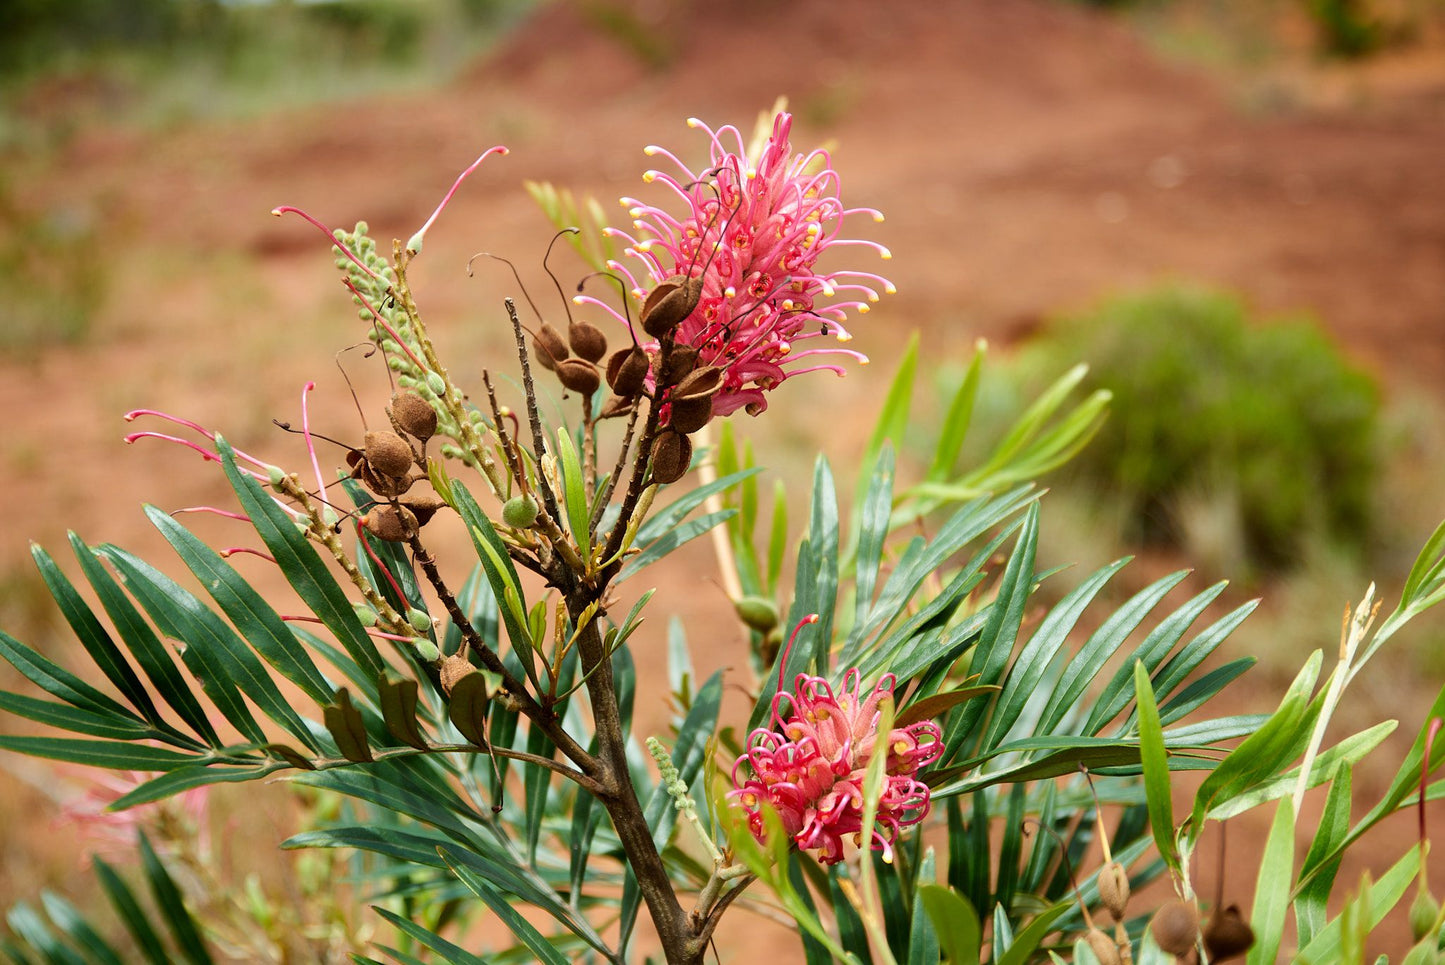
[2,0,1444,958]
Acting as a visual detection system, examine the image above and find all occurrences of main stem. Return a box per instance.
[569,598,701,963]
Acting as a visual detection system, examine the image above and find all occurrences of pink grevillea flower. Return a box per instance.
[599,112,894,417]
[730,668,942,865]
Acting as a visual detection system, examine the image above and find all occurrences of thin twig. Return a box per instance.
[592,396,642,535]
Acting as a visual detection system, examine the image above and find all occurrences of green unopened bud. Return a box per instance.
[267,465,287,491]
[406,231,425,254]
[414,638,439,663]
[408,608,433,633]
[352,603,378,627]
[502,494,539,529]
[734,595,780,634]
[1411,885,1441,943]
[426,372,446,396]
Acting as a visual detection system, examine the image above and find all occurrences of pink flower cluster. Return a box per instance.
[602,112,894,417]
[730,669,942,865]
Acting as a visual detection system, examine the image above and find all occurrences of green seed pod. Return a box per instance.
[1098,861,1131,922]
[1150,900,1199,957]
[502,494,539,529]
[555,358,601,396]
[407,608,432,633]
[1411,886,1442,943]
[426,371,447,396]
[414,639,439,663]
[351,602,378,627]
[1202,904,1254,961]
[568,318,608,363]
[734,595,780,634]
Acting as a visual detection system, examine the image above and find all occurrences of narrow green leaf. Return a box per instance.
[617,509,737,582]
[5,902,86,965]
[101,545,313,750]
[67,535,219,746]
[323,688,373,763]
[145,507,334,704]
[0,629,138,724]
[1135,661,1178,876]
[861,332,917,480]
[0,736,197,771]
[441,853,573,965]
[852,445,895,632]
[918,885,981,965]
[766,478,788,593]
[926,342,984,483]
[1296,847,1419,963]
[1247,798,1295,965]
[111,762,288,811]
[995,900,1072,965]
[369,907,485,965]
[1295,764,1353,947]
[0,691,158,741]
[139,833,212,965]
[218,441,384,682]
[93,858,169,965]
[896,685,997,730]
[553,428,591,554]
[38,892,124,965]
[634,468,762,548]
[36,542,158,725]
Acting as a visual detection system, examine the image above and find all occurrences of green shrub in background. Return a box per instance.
[1027,285,1379,573]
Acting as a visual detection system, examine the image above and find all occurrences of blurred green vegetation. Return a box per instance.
[978,286,1382,577]
[0,0,532,150]
[0,178,106,354]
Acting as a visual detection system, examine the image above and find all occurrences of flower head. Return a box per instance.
[730,668,941,864]
[605,112,893,418]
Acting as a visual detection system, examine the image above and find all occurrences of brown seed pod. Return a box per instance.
[363,503,418,542]
[1202,904,1254,962]
[1098,861,1131,922]
[1150,899,1200,957]
[364,430,415,478]
[568,318,608,363]
[555,358,601,396]
[389,392,437,443]
[598,394,636,419]
[651,429,693,484]
[606,346,650,398]
[673,364,723,400]
[398,489,448,527]
[668,394,713,435]
[659,344,699,386]
[640,274,704,338]
[532,322,569,371]
[439,654,477,696]
[1085,927,1122,965]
